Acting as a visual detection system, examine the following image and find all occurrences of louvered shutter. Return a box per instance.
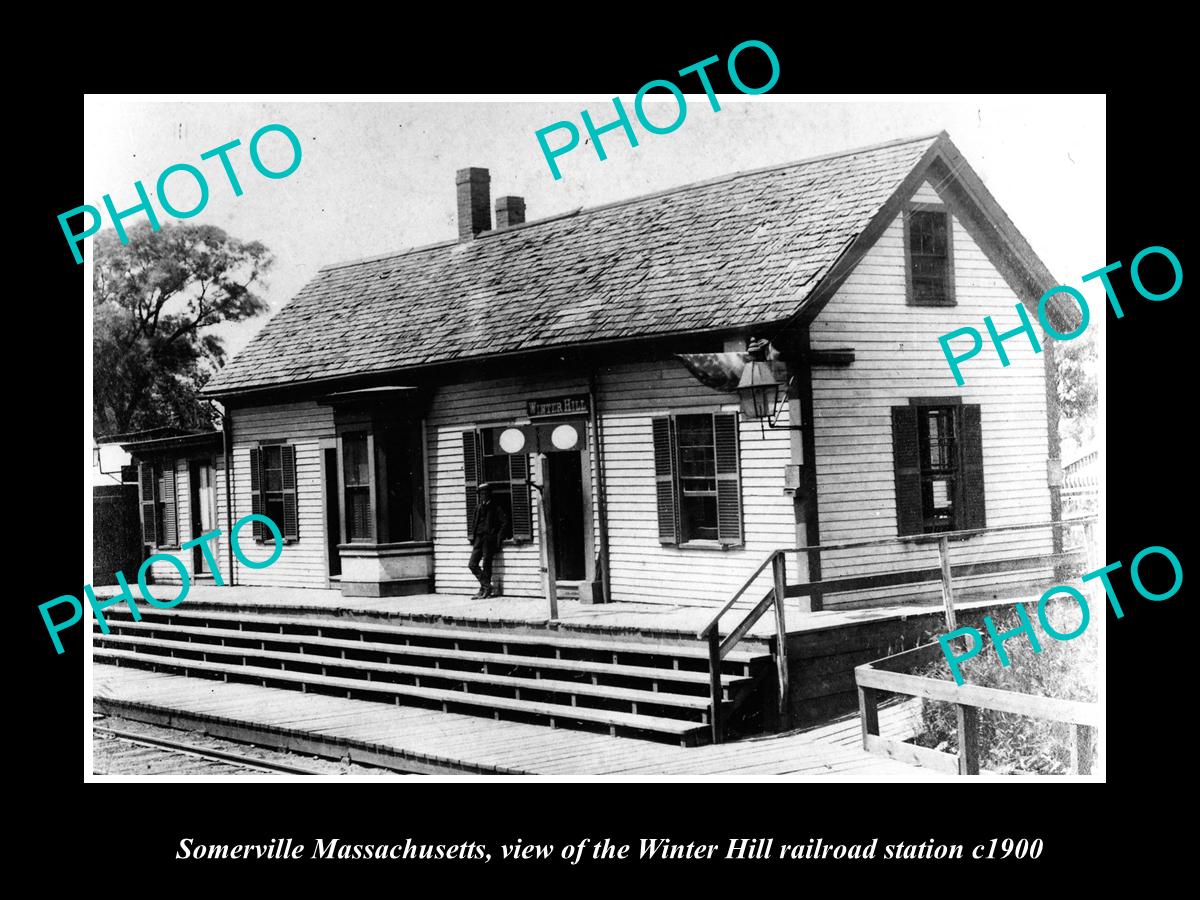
[509,453,532,542]
[652,417,679,545]
[891,406,923,536]
[957,404,986,530]
[462,431,480,537]
[714,413,744,547]
[281,444,299,540]
[249,447,264,541]
[138,462,158,546]
[161,463,178,546]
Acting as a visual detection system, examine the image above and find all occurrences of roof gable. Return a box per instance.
[205,132,1048,397]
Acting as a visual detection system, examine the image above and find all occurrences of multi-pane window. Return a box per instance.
[907,207,954,306]
[916,406,959,532]
[478,429,515,541]
[249,444,298,544]
[675,414,719,542]
[261,445,287,545]
[342,432,372,542]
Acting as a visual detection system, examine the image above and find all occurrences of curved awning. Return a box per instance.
[673,352,751,392]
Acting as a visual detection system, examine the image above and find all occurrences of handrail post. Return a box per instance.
[707,630,723,744]
[937,535,957,632]
[858,685,880,749]
[956,704,980,775]
[771,552,789,729]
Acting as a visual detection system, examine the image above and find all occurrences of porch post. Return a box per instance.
[536,453,559,619]
[937,535,957,632]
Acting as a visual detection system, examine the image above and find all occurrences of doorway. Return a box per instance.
[189,460,218,576]
[324,447,342,577]
[547,451,587,582]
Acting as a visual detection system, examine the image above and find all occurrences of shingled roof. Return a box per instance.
[206,133,947,396]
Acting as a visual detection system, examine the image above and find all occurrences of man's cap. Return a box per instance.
[477,482,495,492]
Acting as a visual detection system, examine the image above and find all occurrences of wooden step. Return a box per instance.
[98,606,767,667]
[96,619,760,688]
[95,649,711,745]
[94,632,734,715]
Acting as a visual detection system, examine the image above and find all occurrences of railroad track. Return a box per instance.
[93,725,324,776]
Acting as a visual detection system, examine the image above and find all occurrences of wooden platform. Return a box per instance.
[89,583,1013,642]
[93,664,955,778]
[89,584,1020,737]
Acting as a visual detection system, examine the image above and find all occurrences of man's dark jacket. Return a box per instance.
[470,499,508,548]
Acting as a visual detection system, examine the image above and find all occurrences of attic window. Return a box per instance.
[904,204,955,307]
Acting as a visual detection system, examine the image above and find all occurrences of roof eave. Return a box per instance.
[202,320,791,403]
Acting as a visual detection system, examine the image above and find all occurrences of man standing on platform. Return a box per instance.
[468,483,508,599]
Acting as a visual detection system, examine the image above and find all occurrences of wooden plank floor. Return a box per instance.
[93,664,951,779]
[87,583,1024,643]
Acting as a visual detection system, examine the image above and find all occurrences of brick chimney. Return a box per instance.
[456,167,491,241]
[495,196,526,229]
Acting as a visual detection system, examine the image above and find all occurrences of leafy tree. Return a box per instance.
[1055,331,1098,447]
[93,222,273,437]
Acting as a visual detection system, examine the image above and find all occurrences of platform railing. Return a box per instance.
[698,516,1098,745]
[697,550,789,744]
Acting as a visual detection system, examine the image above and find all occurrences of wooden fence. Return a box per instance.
[856,642,1100,775]
[852,514,1102,775]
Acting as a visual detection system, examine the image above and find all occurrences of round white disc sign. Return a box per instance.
[499,428,527,454]
[551,424,579,450]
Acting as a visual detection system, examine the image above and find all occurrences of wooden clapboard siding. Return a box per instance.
[139,456,229,588]
[809,180,1054,607]
[427,372,590,598]
[229,402,334,588]
[425,361,793,605]
[596,360,794,606]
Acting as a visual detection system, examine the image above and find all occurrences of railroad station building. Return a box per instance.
[124,132,1065,614]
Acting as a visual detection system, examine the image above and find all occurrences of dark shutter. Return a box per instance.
[462,430,479,537]
[138,462,158,546]
[509,453,532,542]
[652,417,679,545]
[161,463,178,546]
[249,447,264,541]
[281,444,299,540]
[891,406,923,536]
[957,404,986,530]
[714,413,744,546]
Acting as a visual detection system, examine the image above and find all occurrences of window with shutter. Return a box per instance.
[893,402,985,535]
[138,461,159,547]
[652,416,679,545]
[473,429,521,543]
[653,413,742,547]
[253,443,297,545]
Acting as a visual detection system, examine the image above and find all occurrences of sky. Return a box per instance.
[84,95,1106,364]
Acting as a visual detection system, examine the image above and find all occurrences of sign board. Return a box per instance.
[527,394,590,419]
[489,419,588,455]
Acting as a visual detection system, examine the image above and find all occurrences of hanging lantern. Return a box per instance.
[736,359,782,422]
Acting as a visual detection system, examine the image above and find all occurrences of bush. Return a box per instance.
[911,603,1099,774]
